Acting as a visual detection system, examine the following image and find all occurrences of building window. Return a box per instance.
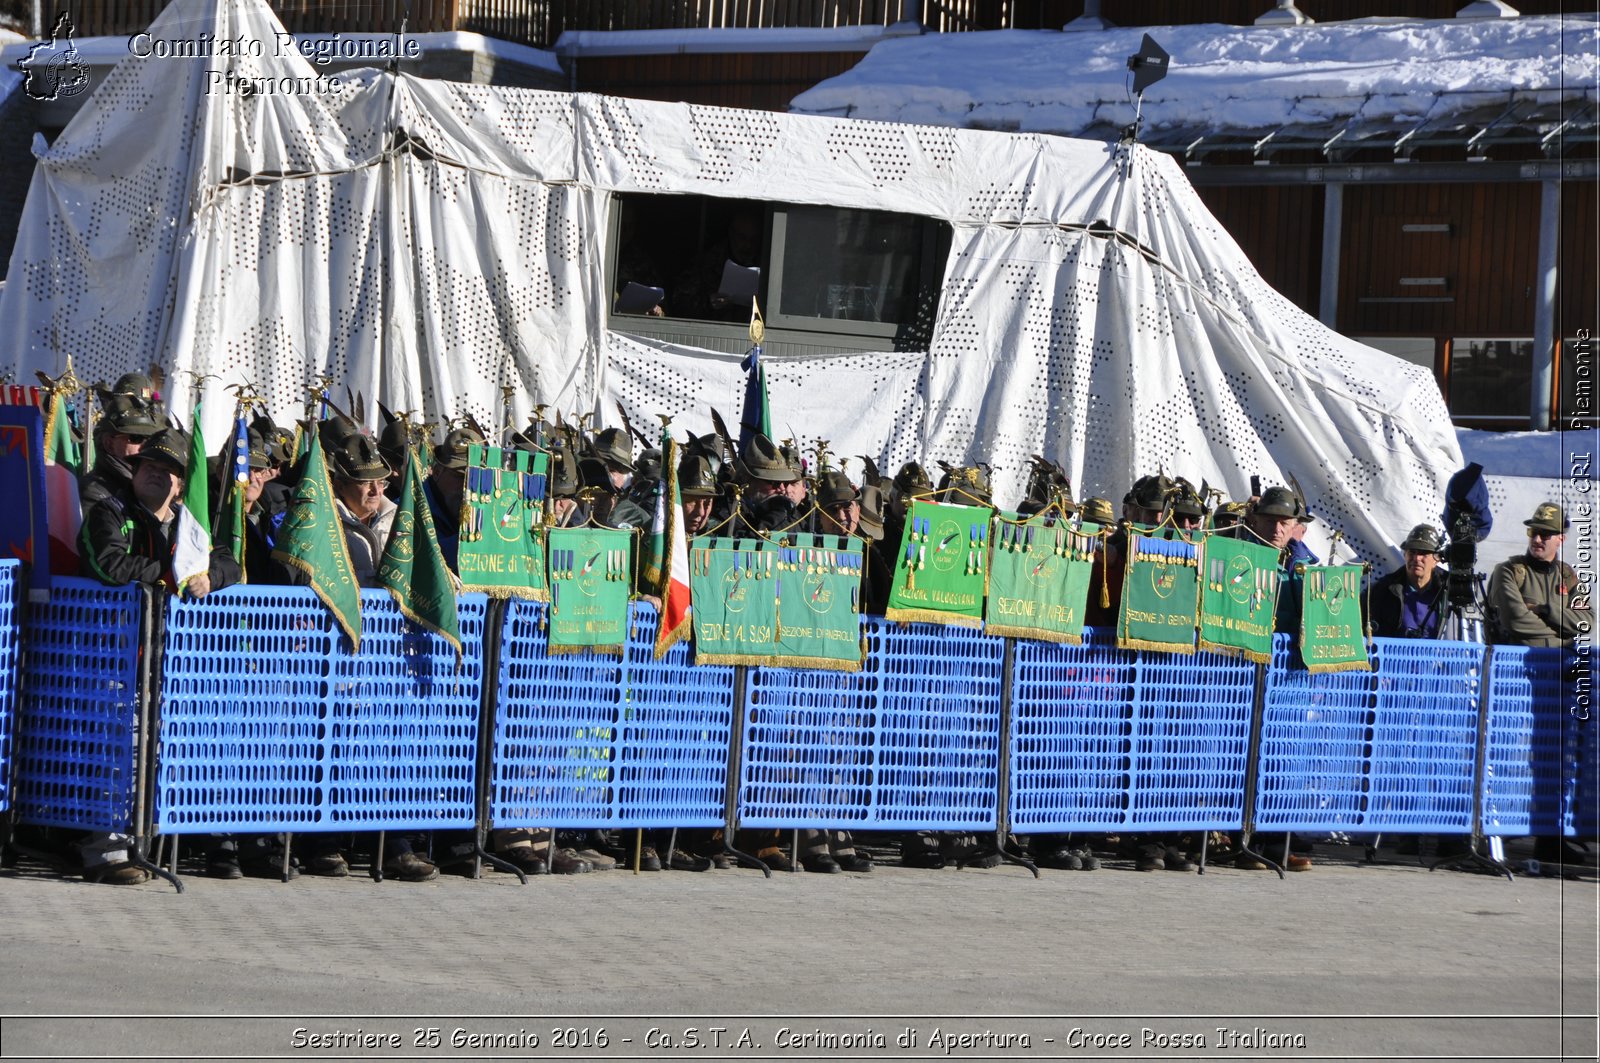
[607,193,949,354]
[1448,337,1534,425]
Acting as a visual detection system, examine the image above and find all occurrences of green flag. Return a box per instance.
[547,525,632,654]
[211,413,250,576]
[1116,530,1200,654]
[1300,563,1371,673]
[43,390,80,474]
[171,404,212,592]
[272,432,362,648]
[985,515,1099,645]
[379,447,463,656]
[885,498,991,627]
[1197,535,1281,663]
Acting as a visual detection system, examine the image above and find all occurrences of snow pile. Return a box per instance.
[790,16,1598,137]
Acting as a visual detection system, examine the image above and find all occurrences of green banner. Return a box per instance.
[457,444,549,599]
[1197,536,1281,663]
[690,537,778,664]
[547,525,632,653]
[772,534,865,671]
[1117,531,1200,654]
[689,536,864,670]
[985,515,1099,644]
[885,499,990,628]
[271,432,362,649]
[379,447,463,656]
[1300,563,1371,673]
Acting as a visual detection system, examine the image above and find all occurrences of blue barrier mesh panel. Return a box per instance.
[156,587,483,833]
[739,618,1002,831]
[493,600,626,827]
[1008,629,1135,831]
[1486,645,1576,838]
[1127,646,1253,831]
[0,560,18,815]
[14,577,143,831]
[616,602,732,829]
[1254,634,1374,831]
[1362,638,1478,833]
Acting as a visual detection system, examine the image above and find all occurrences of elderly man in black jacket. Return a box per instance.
[1368,524,1449,640]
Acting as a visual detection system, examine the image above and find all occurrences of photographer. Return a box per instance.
[1369,524,1449,640]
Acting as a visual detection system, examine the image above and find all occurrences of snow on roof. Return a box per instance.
[789,15,1598,146]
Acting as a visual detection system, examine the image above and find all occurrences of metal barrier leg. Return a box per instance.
[472,599,526,885]
[723,667,769,877]
[994,640,1038,878]
[372,831,386,883]
[130,835,182,893]
[1432,646,1513,881]
[1236,661,1284,879]
[281,833,295,884]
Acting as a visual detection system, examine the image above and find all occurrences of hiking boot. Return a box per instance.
[634,846,663,872]
[500,847,547,875]
[1285,853,1312,872]
[207,853,243,880]
[1071,848,1100,871]
[835,852,873,873]
[1233,852,1271,871]
[572,847,617,871]
[1134,844,1165,872]
[383,850,440,882]
[1163,846,1197,872]
[757,849,794,873]
[548,848,592,874]
[669,849,712,872]
[1038,847,1083,871]
[801,853,841,874]
[302,852,350,877]
[84,861,150,885]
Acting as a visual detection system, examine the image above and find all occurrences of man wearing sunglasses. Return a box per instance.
[1488,502,1592,649]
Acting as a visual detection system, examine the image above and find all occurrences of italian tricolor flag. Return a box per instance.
[652,431,692,658]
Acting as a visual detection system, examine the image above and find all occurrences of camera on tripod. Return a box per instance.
[1443,463,1493,608]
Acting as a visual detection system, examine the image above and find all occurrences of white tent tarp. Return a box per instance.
[0,0,1463,564]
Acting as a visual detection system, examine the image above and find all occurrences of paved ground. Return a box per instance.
[0,841,1594,1061]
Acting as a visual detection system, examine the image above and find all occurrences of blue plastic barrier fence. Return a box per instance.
[738,617,1003,832]
[491,601,732,829]
[1255,635,1478,833]
[1008,628,1135,831]
[1484,644,1578,838]
[1362,638,1479,833]
[13,577,144,831]
[156,587,484,834]
[1254,636,1373,832]
[1127,641,1255,831]
[1008,629,1252,832]
[0,560,21,815]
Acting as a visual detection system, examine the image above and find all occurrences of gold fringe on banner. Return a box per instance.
[1116,635,1197,656]
[1305,658,1373,674]
[1197,638,1271,665]
[885,606,985,629]
[985,622,1084,646]
[654,611,693,660]
[461,582,549,602]
[547,642,626,657]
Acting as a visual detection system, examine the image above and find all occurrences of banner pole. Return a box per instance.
[133,585,182,892]
[472,597,526,883]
